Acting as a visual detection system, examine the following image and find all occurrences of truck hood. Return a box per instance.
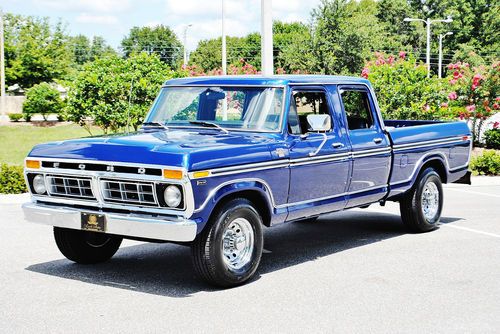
[28,129,281,170]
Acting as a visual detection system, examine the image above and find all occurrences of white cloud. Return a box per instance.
[76,13,119,25]
[33,0,131,13]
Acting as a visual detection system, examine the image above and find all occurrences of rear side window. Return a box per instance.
[340,90,374,131]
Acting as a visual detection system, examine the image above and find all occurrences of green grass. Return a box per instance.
[0,124,103,165]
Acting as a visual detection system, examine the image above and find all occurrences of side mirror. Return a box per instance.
[307,114,331,132]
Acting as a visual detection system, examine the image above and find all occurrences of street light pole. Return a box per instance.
[404,16,452,78]
[0,9,6,121]
[438,32,453,78]
[261,0,273,76]
[182,24,193,67]
[221,0,227,75]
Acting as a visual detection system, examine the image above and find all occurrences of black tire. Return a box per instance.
[54,227,122,264]
[399,168,443,233]
[191,198,264,288]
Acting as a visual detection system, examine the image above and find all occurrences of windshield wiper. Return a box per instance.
[189,121,229,134]
[142,122,169,130]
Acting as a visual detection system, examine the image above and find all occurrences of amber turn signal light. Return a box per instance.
[192,171,210,179]
[25,160,41,169]
[163,169,183,180]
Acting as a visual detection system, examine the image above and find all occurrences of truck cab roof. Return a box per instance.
[163,75,372,87]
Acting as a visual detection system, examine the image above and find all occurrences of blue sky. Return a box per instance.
[4,0,321,51]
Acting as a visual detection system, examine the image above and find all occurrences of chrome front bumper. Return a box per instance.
[22,202,198,242]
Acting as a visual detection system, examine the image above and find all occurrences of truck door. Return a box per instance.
[286,86,351,221]
[338,85,391,208]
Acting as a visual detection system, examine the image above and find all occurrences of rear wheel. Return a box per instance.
[191,198,263,288]
[399,168,443,233]
[54,227,122,264]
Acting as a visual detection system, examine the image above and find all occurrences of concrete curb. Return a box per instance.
[1,176,499,204]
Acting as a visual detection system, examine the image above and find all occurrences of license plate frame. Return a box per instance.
[81,212,106,232]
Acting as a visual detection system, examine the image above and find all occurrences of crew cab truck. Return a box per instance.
[23,75,471,287]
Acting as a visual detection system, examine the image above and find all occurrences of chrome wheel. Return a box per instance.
[421,181,440,221]
[222,218,254,271]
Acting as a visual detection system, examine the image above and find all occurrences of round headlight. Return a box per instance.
[164,185,182,208]
[33,175,46,194]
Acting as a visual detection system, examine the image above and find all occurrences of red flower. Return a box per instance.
[399,51,406,59]
[449,79,457,85]
[493,103,499,110]
[361,67,369,79]
[448,92,458,100]
[465,105,476,112]
[493,121,499,129]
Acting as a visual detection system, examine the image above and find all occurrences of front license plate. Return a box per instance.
[81,212,106,232]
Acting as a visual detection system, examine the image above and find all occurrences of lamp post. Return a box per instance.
[261,0,273,76]
[182,24,193,66]
[0,8,6,121]
[403,16,453,78]
[221,0,227,75]
[438,32,453,78]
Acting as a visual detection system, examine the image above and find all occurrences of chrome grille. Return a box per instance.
[101,179,157,206]
[47,176,95,199]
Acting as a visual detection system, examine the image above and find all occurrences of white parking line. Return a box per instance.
[446,188,500,198]
[439,224,500,238]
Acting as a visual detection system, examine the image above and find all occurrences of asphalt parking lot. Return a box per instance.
[1,179,499,333]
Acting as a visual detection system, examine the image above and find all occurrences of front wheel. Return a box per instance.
[191,198,263,288]
[54,227,122,264]
[399,168,443,233]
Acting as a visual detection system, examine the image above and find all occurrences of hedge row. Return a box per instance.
[0,164,27,194]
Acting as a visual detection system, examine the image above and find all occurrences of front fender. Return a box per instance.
[191,179,278,233]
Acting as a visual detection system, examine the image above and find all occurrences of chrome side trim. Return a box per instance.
[192,177,387,213]
[393,136,469,152]
[389,151,469,187]
[22,202,197,242]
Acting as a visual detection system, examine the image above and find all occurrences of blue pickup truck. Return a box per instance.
[23,75,471,287]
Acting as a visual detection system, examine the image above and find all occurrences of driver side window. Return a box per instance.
[288,91,331,135]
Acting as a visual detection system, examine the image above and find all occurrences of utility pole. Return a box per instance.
[438,32,453,78]
[221,0,227,75]
[0,8,6,121]
[404,16,452,78]
[261,0,273,76]
[183,24,192,66]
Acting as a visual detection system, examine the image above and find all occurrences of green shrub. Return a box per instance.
[8,114,23,122]
[470,150,500,176]
[0,164,27,194]
[23,82,64,121]
[484,129,500,150]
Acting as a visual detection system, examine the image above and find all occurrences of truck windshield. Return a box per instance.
[146,86,284,132]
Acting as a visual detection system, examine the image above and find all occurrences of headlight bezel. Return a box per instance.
[157,183,185,209]
[32,174,47,195]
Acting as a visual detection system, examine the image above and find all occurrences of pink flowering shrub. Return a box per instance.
[362,52,499,145]
[444,61,500,143]
[362,52,449,120]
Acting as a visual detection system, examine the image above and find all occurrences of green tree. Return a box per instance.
[66,53,174,134]
[189,34,262,72]
[311,0,366,74]
[120,25,182,68]
[4,14,73,88]
[23,82,64,121]
[70,35,116,65]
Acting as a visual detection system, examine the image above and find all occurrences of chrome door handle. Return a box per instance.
[373,138,383,144]
[331,142,344,148]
